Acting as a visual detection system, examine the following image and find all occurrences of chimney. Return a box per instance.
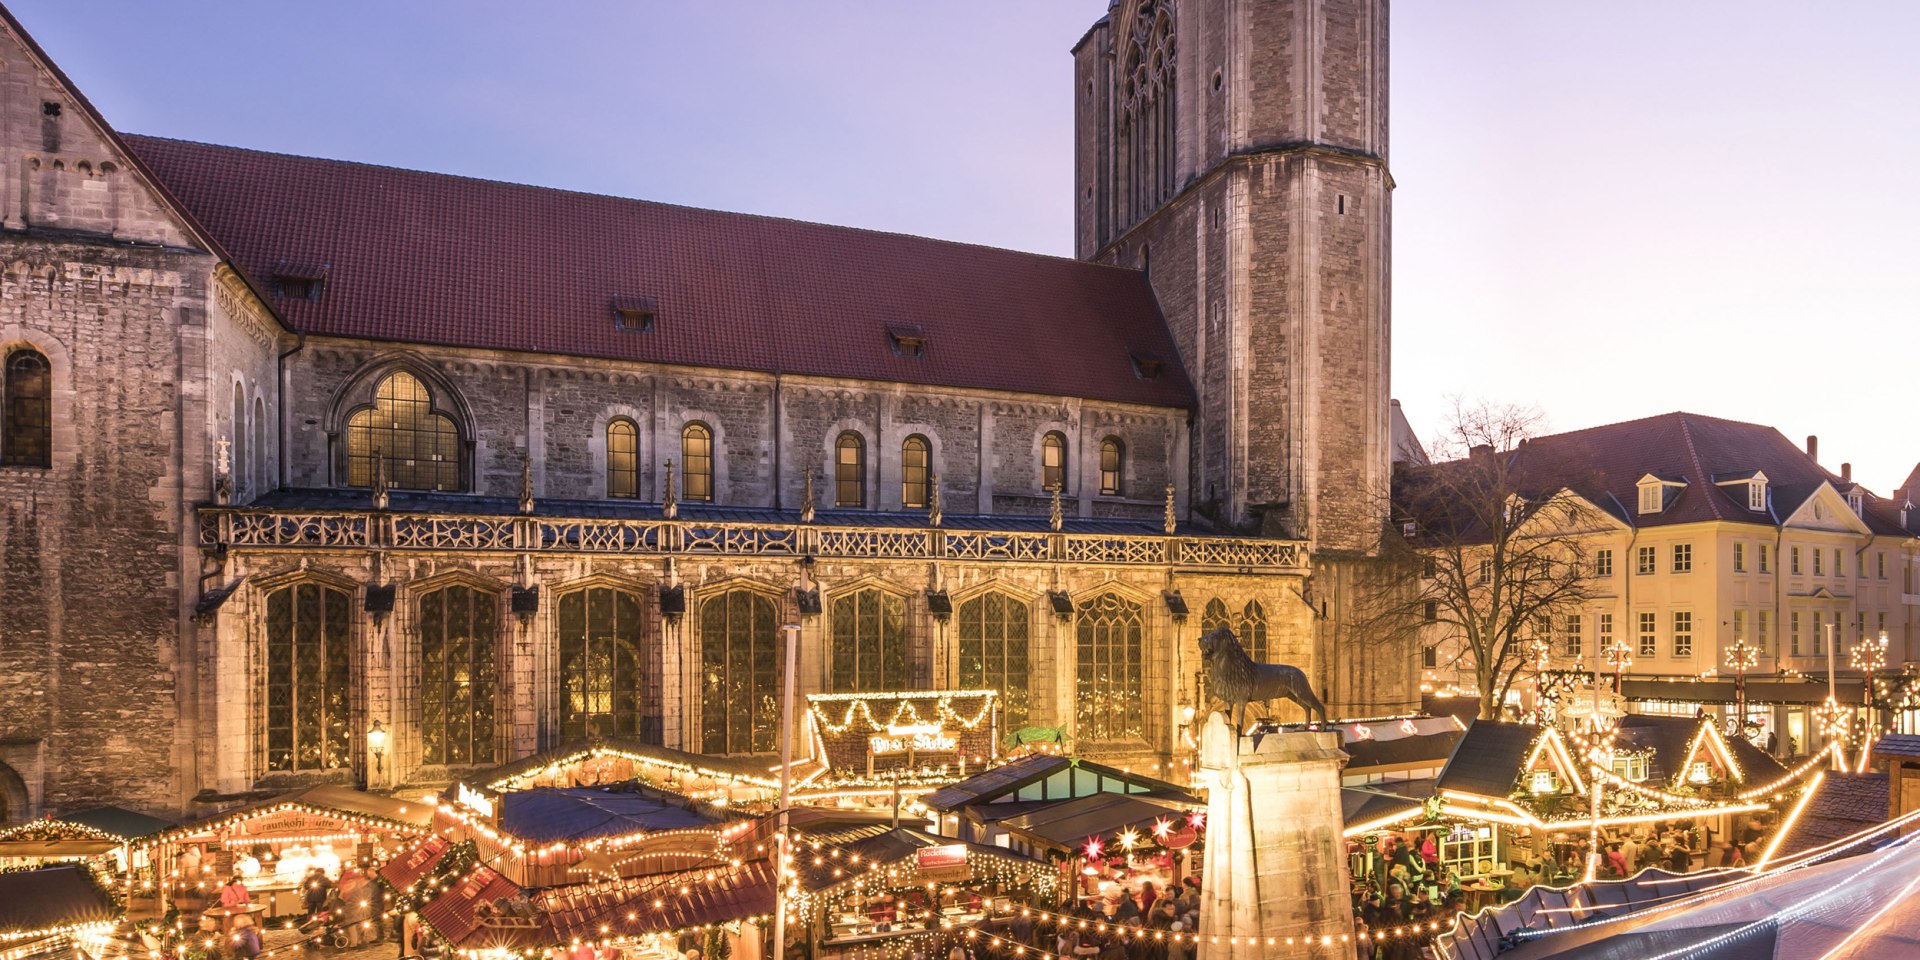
[1806,435,1818,463]
[1841,462,1852,483]
[1469,444,1493,463]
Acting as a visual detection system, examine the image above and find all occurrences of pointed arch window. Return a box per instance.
[1099,437,1125,496]
[607,418,639,498]
[1119,0,1177,226]
[557,587,648,740]
[1202,598,1269,661]
[418,584,497,765]
[231,382,248,498]
[901,435,931,509]
[2,347,52,468]
[835,432,866,508]
[1041,432,1067,491]
[682,423,714,502]
[958,591,1032,729]
[829,589,911,692]
[254,396,269,495]
[345,371,461,490]
[699,589,783,754]
[265,582,352,772]
[1076,592,1145,740]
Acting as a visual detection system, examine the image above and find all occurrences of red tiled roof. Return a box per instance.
[121,136,1194,409]
[1432,411,1912,536]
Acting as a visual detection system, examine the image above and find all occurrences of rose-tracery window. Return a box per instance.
[1077,592,1145,740]
[1121,0,1177,226]
[345,371,461,491]
[1202,597,1270,662]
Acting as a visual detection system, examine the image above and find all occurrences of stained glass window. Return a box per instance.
[1041,432,1067,491]
[901,435,930,509]
[345,372,460,490]
[958,592,1031,729]
[1,348,51,468]
[699,590,782,754]
[607,419,638,498]
[265,583,352,771]
[1076,592,1144,740]
[829,589,910,692]
[835,432,865,508]
[419,585,496,765]
[558,587,646,740]
[682,424,713,502]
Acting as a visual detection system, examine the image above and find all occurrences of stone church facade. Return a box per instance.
[0,0,1410,820]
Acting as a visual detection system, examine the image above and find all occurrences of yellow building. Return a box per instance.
[1420,413,1920,757]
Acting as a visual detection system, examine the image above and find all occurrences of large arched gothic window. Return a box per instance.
[418,585,497,765]
[265,583,352,772]
[699,589,782,754]
[901,435,930,509]
[345,371,461,491]
[1201,598,1270,663]
[681,423,714,502]
[1,347,51,468]
[835,432,865,508]
[829,589,910,692]
[1076,592,1145,741]
[607,418,639,498]
[1120,0,1176,226]
[1041,432,1067,491]
[557,587,647,740]
[958,591,1032,729]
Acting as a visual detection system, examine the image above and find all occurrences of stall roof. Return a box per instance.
[498,785,739,843]
[540,860,778,942]
[795,827,1048,892]
[475,738,781,791]
[0,840,120,859]
[0,863,117,934]
[146,784,431,844]
[993,793,1194,854]
[1434,721,1543,799]
[1342,786,1428,831]
[1621,676,1864,706]
[420,865,524,948]
[924,754,1193,813]
[59,806,176,840]
[1772,773,1889,860]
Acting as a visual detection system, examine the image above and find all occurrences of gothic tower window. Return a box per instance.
[1241,600,1270,663]
[1,347,51,468]
[835,432,866,508]
[681,423,714,502]
[607,418,639,498]
[345,371,461,491]
[901,435,931,509]
[557,587,647,740]
[829,589,910,692]
[958,591,1032,729]
[1200,598,1230,637]
[1077,592,1145,741]
[418,584,497,765]
[1099,437,1125,496]
[1041,431,1067,491]
[1120,0,1176,227]
[699,589,782,754]
[264,583,352,772]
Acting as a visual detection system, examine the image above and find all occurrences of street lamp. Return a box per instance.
[1726,638,1760,739]
[367,720,387,779]
[1528,638,1553,722]
[1852,631,1889,767]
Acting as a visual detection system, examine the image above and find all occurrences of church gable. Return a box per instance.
[0,6,202,247]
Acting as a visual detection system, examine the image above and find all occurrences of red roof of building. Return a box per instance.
[122,135,1194,409]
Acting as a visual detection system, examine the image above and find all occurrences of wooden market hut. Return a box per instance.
[0,863,119,960]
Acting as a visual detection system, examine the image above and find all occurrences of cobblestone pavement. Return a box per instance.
[259,924,408,960]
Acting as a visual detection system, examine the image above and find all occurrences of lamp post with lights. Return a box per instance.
[1726,638,1760,739]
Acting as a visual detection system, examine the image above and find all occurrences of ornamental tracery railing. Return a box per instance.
[198,508,1306,572]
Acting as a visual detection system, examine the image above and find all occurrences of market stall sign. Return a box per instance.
[916,844,971,882]
[869,724,959,756]
[241,811,345,837]
[1161,826,1199,850]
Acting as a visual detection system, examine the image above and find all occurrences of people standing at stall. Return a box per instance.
[218,874,252,909]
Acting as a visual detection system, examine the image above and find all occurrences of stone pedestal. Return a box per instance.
[1197,713,1353,958]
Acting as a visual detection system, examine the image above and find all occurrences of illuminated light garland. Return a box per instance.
[806,691,999,736]
[0,818,125,844]
[1753,771,1823,870]
[138,799,424,849]
[482,745,783,794]
[1736,744,1841,800]
[0,921,116,947]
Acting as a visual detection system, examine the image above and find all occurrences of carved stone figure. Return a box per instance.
[1199,625,1327,726]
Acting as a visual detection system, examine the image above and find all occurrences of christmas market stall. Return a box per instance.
[0,863,120,960]
[0,806,174,872]
[799,690,1001,812]
[137,784,431,921]
[472,738,786,810]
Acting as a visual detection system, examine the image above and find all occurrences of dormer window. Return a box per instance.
[1748,481,1766,511]
[887,324,926,359]
[1847,491,1864,517]
[270,262,326,301]
[1638,483,1663,515]
[612,295,657,333]
[1130,352,1166,380]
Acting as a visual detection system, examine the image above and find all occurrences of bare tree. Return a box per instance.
[1366,399,1601,719]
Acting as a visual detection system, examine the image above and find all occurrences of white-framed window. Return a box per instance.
[1638,611,1657,657]
[1749,481,1766,511]
[1790,612,1802,656]
[1563,613,1584,657]
[1673,611,1693,657]
[1598,612,1614,652]
[1879,552,1888,580]
[1757,610,1771,655]
[1478,558,1492,584]
[1813,549,1824,577]
[1733,609,1747,643]
[1759,543,1771,573]
[1857,612,1867,643]
[1612,754,1649,781]
[1673,543,1693,573]
[1637,546,1657,575]
[1834,549,1845,578]
[1594,549,1613,578]
[1638,484,1663,514]
[1791,546,1803,575]
[1439,824,1498,874]
[1810,612,1825,655]
[1733,542,1746,573]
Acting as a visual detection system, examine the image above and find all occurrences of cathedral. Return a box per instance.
[0,0,1408,820]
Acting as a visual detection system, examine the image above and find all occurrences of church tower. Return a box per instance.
[1073,0,1391,555]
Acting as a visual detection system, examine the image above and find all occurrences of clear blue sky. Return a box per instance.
[16,1,1919,491]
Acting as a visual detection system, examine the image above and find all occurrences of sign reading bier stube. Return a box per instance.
[868,723,959,756]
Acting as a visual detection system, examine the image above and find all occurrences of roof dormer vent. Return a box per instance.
[269,261,327,301]
[1130,352,1166,380]
[611,295,658,333]
[886,324,926,359]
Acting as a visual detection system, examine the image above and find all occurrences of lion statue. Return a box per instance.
[1198,625,1327,727]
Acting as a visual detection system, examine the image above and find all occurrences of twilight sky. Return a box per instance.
[17,1,1919,491]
